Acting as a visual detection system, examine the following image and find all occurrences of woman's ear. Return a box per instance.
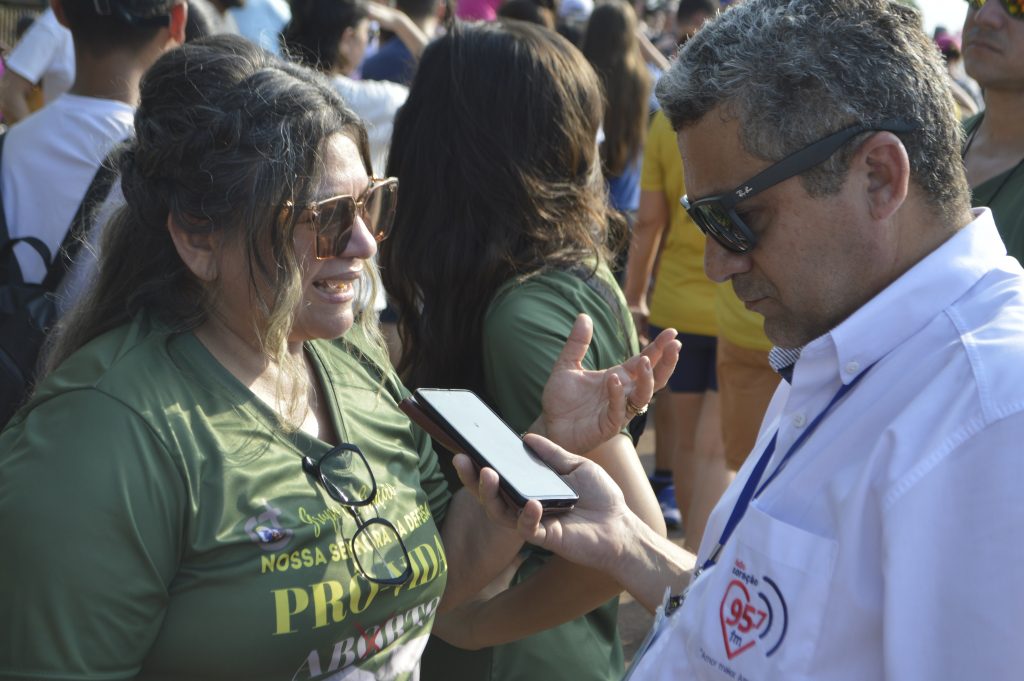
[167,214,219,281]
[857,131,911,222]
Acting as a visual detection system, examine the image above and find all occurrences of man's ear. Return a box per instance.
[168,1,187,45]
[856,131,910,222]
[167,214,219,282]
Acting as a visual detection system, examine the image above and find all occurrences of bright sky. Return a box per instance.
[920,0,969,36]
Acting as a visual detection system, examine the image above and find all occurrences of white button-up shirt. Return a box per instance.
[632,209,1024,681]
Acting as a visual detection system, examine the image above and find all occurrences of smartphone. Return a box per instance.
[412,388,578,513]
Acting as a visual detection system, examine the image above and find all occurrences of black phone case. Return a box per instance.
[409,389,577,513]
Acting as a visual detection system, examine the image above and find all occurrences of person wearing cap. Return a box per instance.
[460,1,1024,679]
[0,0,187,286]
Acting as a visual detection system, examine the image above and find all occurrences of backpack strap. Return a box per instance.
[0,236,51,275]
[0,129,7,246]
[41,151,119,292]
[0,130,38,284]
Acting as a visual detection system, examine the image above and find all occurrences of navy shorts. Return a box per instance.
[648,325,718,393]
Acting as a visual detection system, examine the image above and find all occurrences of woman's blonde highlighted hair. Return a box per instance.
[45,35,379,425]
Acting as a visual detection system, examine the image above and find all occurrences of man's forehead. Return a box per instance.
[675,114,761,198]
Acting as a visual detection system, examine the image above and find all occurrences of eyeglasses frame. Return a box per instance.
[285,176,399,260]
[302,442,413,586]
[966,0,1024,19]
[680,119,918,254]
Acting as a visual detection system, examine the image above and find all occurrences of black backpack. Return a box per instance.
[0,132,118,427]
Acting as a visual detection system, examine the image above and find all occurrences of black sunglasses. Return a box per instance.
[302,443,412,585]
[681,119,918,254]
[286,177,399,260]
[966,0,1024,19]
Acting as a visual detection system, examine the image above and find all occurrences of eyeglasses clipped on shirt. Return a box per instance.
[302,442,413,585]
[680,119,918,254]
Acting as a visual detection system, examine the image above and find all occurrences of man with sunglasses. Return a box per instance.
[459,1,1024,679]
[961,0,1024,264]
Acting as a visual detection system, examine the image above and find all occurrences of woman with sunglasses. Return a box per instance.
[381,21,670,681]
[0,35,678,680]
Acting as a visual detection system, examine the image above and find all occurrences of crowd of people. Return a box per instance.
[0,0,1022,679]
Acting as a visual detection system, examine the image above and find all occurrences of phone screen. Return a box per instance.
[414,389,578,505]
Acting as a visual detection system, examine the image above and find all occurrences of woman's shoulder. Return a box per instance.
[489,262,618,311]
[4,315,191,460]
[485,263,634,355]
[331,74,408,114]
[32,316,166,396]
[487,268,588,319]
[20,314,212,433]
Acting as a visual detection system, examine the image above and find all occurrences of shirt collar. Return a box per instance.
[768,346,802,383]
[777,209,1005,385]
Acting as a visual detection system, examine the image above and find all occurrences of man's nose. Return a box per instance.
[704,237,752,282]
[973,0,1008,26]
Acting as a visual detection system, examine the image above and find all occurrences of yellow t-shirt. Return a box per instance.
[642,111,771,351]
[641,111,717,336]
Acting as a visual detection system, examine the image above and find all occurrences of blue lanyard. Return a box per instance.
[696,364,874,575]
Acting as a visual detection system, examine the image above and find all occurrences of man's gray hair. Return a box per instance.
[656,0,969,220]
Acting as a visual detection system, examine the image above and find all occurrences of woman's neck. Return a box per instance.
[195,317,336,442]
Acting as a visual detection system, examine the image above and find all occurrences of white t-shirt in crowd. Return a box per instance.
[1,93,133,283]
[331,74,408,177]
[230,0,291,55]
[630,209,1024,681]
[5,8,75,104]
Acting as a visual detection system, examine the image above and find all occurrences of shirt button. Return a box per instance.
[792,413,807,428]
[845,361,860,375]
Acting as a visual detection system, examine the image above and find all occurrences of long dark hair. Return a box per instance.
[582,1,651,176]
[46,35,372,376]
[380,21,614,394]
[280,0,369,73]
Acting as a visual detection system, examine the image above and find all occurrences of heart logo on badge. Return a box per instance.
[720,579,758,659]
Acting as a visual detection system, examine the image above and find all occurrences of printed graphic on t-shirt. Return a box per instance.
[245,501,295,550]
[234,481,447,680]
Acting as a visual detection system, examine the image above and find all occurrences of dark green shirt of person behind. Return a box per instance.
[964,113,1024,262]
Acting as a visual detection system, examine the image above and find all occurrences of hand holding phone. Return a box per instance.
[402,388,578,513]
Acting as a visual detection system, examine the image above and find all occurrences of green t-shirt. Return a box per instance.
[0,314,451,681]
[964,114,1024,264]
[422,265,637,681]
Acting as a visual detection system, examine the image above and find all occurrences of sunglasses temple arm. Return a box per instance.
[732,119,916,204]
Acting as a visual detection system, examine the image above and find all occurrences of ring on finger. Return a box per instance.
[626,398,649,417]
